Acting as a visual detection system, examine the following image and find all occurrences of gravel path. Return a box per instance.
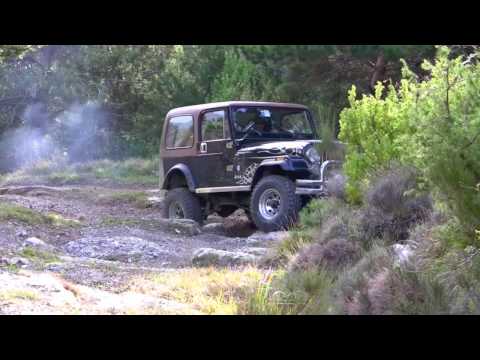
[0,184,288,314]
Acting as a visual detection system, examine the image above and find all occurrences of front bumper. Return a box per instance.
[295,179,325,195]
[295,160,342,196]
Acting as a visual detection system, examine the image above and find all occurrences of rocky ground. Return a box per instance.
[0,185,288,314]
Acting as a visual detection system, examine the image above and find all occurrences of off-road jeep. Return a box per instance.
[159,101,344,232]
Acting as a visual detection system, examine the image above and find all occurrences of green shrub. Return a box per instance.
[338,82,413,203]
[339,46,480,240]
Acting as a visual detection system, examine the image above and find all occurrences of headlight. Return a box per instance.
[305,147,321,163]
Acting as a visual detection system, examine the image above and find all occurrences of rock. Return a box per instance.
[147,196,163,208]
[24,237,55,251]
[192,248,259,267]
[206,213,223,223]
[241,247,268,257]
[246,231,289,246]
[2,257,31,267]
[160,219,201,236]
[202,223,226,236]
[16,229,28,238]
[223,215,255,238]
[392,244,414,265]
[45,262,64,272]
[63,236,169,263]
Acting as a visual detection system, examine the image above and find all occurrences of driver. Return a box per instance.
[253,113,271,133]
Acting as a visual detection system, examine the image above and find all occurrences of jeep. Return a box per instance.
[159,101,344,232]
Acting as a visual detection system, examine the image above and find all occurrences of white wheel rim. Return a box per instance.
[169,202,185,219]
[259,188,281,220]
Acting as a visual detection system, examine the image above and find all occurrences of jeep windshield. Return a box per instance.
[232,106,315,142]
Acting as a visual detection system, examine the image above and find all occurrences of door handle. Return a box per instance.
[200,142,207,153]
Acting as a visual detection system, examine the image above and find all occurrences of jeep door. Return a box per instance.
[194,108,235,188]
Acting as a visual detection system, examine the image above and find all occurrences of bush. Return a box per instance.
[338,82,412,204]
[339,46,480,240]
[336,245,392,314]
[272,198,343,262]
[291,238,361,272]
[336,245,449,314]
[358,167,432,245]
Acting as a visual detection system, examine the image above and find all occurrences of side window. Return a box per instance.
[201,110,230,141]
[166,115,194,149]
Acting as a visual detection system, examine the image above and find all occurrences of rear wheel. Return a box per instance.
[162,188,203,224]
[250,175,300,232]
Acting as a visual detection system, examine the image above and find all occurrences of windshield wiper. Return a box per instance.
[236,121,261,144]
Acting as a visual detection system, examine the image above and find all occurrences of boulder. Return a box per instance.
[202,223,226,236]
[241,247,268,257]
[246,231,289,246]
[160,218,202,236]
[23,237,55,252]
[147,196,164,208]
[16,228,28,238]
[0,256,30,267]
[63,236,169,263]
[192,248,259,267]
[223,215,255,238]
[392,244,414,265]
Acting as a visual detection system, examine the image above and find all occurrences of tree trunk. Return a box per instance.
[369,51,387,94]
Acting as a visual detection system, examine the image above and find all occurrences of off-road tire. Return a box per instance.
[162,188,203,224]
[250,175,300,232]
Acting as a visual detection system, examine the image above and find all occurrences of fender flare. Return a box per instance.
[162,164,196,191]
[251,158,309,185]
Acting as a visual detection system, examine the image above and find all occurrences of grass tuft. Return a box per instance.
[20,247,60,264]
[0,289,38,301]
[128,266,266,315]
[0,203,81,227]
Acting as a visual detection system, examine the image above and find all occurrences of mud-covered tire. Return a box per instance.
[162,188,203,224]
[250,175,300,232]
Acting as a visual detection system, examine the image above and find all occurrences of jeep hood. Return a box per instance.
[236,140,312,155]
[237,140,342,155]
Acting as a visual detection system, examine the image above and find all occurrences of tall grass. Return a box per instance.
[0,157,159,186]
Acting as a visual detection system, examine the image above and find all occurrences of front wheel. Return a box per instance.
[250,175,300,232]
[162,188,203,224]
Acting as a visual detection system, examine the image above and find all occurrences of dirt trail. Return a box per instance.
[0,184,287,314]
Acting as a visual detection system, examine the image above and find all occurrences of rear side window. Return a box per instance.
[201,110,230,141]
[166,115,194,149]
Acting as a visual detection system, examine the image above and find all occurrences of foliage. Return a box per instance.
[338,83,413,203]
[209,50,277,102]
[339,46,480,239]
[0,44,437,171]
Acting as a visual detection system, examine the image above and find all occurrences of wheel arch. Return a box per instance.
[162,164,196,191]
[251,160,300,188]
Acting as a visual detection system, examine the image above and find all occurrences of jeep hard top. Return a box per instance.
[159,101,344,232]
